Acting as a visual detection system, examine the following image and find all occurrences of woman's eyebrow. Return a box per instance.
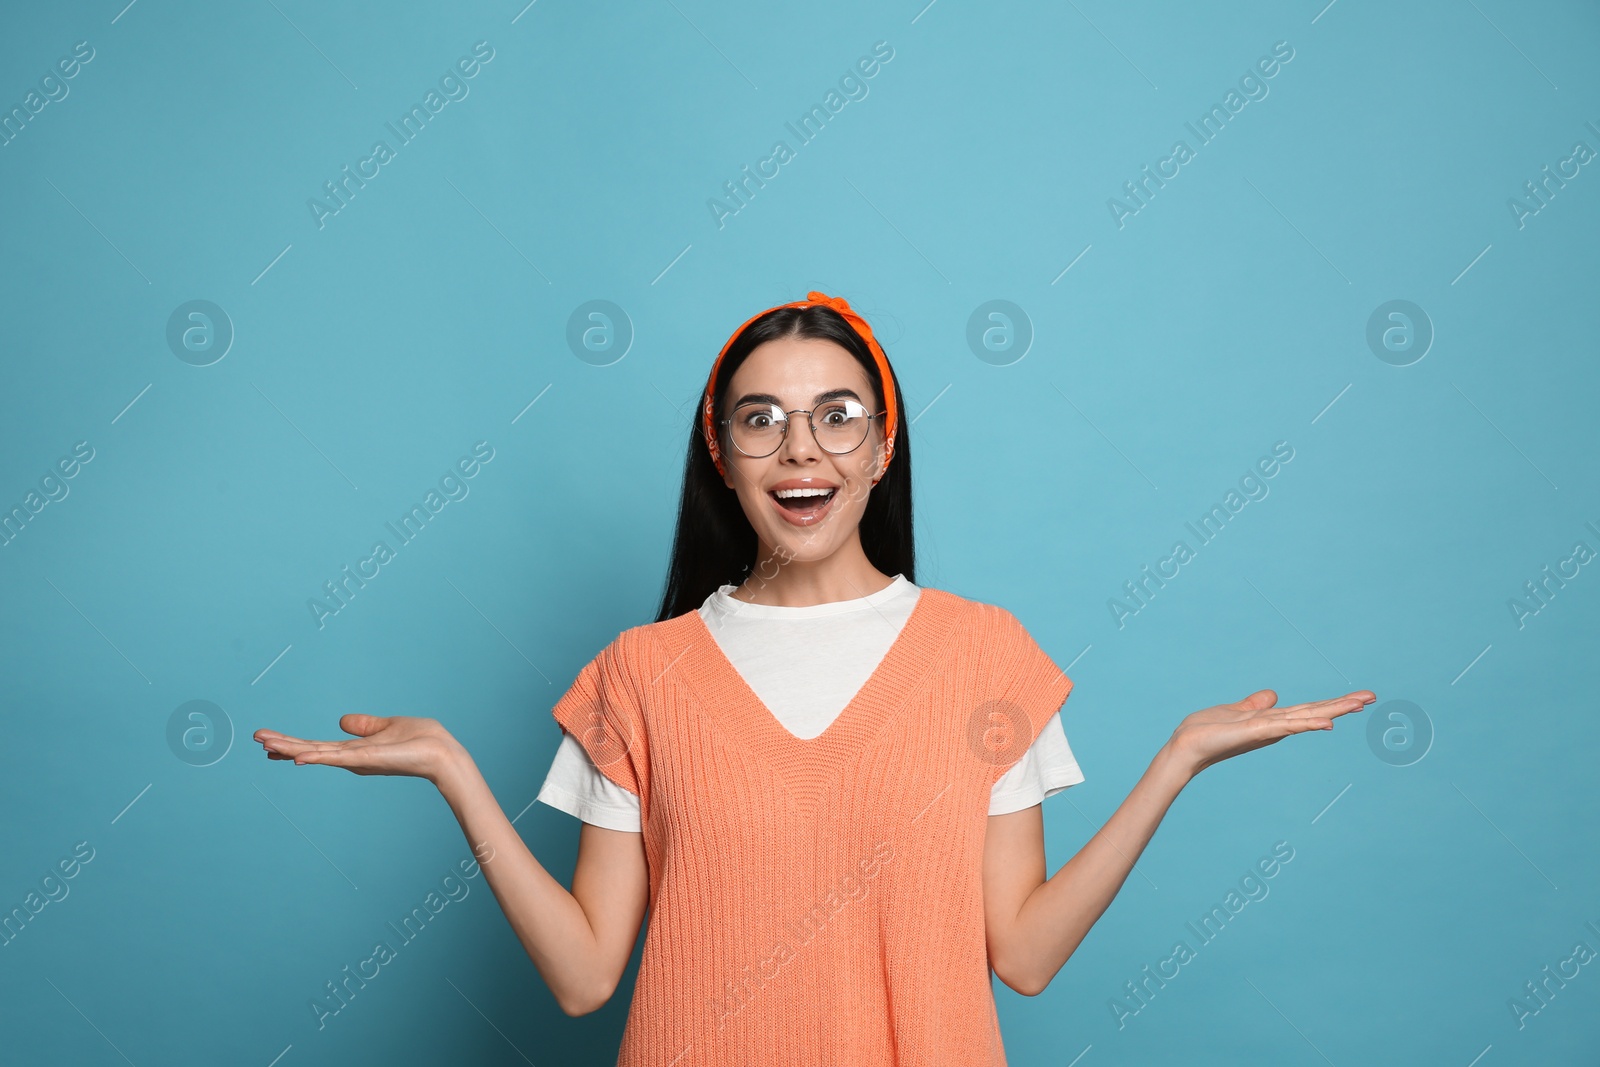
[731,387,863,407]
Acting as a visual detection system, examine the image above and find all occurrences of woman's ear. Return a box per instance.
[868,430,889,483]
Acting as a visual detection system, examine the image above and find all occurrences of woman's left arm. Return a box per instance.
[983,687,1374,997]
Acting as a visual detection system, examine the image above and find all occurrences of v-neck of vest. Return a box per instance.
[664,584,966,757]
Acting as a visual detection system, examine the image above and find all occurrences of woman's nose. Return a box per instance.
[779,414,822,459]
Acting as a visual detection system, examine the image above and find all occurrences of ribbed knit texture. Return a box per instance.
[550,587,1074,1066]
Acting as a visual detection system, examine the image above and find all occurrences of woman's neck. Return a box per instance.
[730,543,895,608]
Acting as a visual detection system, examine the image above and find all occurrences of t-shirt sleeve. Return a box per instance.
[988,710,1086,815]
[969,603,1076,782]
[549,633,650,802]
[537,730,644,831]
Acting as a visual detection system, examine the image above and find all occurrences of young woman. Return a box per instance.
[254,290,1374,1065]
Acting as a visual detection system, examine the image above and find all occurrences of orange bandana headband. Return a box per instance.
[701,290,898,484]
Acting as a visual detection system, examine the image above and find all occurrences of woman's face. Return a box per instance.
[719,334,887,566]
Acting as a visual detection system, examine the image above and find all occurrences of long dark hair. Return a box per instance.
[654,302,915,621]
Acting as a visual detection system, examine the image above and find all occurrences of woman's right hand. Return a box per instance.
[253,715,467,785]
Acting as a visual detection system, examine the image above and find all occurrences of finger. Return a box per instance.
[1256,705,1340,730]
[258,730,316,746]
[1270,704,1348,724]
[1298,692,1374,711]
[1254,714,1334,737]
[1311,694,1370,719]
[293,747,358,767]
[1277,694,1366,716]
[260,738,354,760]
[1237,690,1277,711]
[274,739,362,756]
[340,713,388,737]
[271,734,358,749]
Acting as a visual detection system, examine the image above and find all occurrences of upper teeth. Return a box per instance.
[774,487,833,498]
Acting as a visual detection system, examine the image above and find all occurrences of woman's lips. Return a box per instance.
[768,488,837,527]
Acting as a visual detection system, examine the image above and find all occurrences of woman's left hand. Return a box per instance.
[1166,689,1375,777]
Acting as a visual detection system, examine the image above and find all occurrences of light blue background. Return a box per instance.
[2,1,1597,1064]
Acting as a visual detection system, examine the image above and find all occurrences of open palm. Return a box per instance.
[253,715,462,783]
[1169,689,1375,776]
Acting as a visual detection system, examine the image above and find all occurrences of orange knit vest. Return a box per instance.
[550,586,1075,1066]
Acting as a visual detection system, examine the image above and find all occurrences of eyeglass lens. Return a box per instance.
[729,400,874,458]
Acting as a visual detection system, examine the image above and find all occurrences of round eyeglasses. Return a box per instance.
[720,399,886,460]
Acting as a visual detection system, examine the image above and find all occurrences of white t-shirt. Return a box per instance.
[536,574,1085,831]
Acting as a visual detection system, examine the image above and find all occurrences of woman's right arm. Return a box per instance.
[435,749,648,1016]
[254,715,648,1017]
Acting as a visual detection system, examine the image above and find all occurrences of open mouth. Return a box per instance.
[768,486,838,522]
